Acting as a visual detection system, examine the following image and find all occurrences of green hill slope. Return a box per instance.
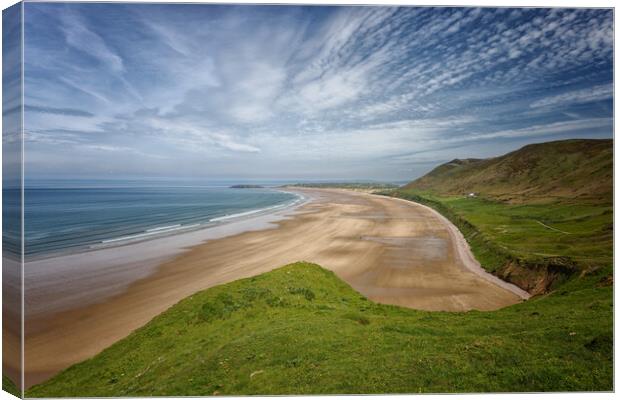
[28,262,612,396]
[384,139,612,295]
[406,139,612,203]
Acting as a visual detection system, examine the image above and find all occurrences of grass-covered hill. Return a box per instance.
[406,139,612,203]
[27,262,612,396]
[387,139,613,295]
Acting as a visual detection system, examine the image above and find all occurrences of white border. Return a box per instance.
[0,1,617,400]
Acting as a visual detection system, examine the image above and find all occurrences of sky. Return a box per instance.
[15,4,614,182]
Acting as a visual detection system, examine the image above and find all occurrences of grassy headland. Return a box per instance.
[28,262,612,396]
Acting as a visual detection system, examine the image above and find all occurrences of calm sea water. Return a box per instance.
[18,180,298,257]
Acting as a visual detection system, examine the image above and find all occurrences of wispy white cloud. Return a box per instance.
[22,5,613,180]
[56,76,111,104]
[530,84,613,108]
[59,10,125,73]
[81,144,169,159]
[443,118,613,144]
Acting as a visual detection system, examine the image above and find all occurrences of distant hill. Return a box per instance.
[406,139,612,203]
[289,182,399,191]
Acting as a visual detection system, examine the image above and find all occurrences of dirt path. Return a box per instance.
[536,220,571,234]
[23,188,523,388]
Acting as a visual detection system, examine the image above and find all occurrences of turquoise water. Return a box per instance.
[19,180,298,257]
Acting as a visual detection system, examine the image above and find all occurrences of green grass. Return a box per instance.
[3,375,20,398]
[27,262,612,396]
[385,189,612,274]
[406,139,612,204]
[394,138,612,293]
[441,197,612,267]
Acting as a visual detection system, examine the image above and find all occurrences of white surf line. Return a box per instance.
[146,224,181,232]
[98,191,305,247]
[536,220,571,234]
[210,191,306,223]
[279,191,309,210]
[210,203,287,222]
[371,193,531,300]
[101,224,201,244]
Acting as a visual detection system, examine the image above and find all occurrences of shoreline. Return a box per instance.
[25,189,306,262]
[24,188,522,388]
[378,193,531,300]
[24,189,310,317]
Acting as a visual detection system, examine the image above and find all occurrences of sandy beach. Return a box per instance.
[22,188,526,388]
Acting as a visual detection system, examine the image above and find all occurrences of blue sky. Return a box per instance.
[19,4,613,181]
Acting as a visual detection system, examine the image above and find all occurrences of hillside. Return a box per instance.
[27,262,612,396]
[406,139,612,203]
[385,139,613,296]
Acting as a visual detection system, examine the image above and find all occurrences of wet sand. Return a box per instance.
[23,188,525,388]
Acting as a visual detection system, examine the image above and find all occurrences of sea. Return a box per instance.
[13,179,301,258]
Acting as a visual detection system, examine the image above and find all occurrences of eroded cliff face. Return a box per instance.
[494,258,579,296]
